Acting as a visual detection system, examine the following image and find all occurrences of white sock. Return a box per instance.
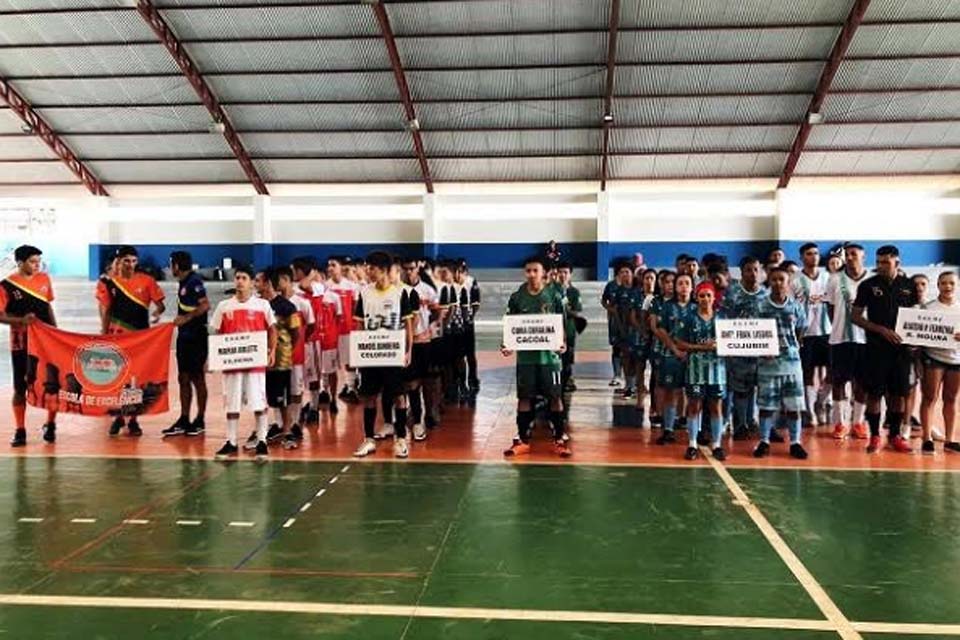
[310,389,321,410]
[345,368,357,388]
[227,417,238,446]
[831,402,845,426]
[255,412,268,443]
[288,401,301,425]
[817,385,832,406]
[853,401,866,425]
[804,386,817,417]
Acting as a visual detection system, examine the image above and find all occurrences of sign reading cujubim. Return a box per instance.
[715,318,779,357]
[349,330,406,368]
[208,331,268,372]
[503,314,564,351]
[896,307,960,349]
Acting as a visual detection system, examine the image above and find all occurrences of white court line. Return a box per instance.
[299,502,312,513]
[175,520,202,526]
[282,518,296,529]
[316,488,326,497]
[122,519,149,525]
[328,476,339,484]
[341,465,350,473]
[853,621,960,635]
[702,449,861,640]
[70,518,96,524]
[227,521,255,528]
[17,517,43,523]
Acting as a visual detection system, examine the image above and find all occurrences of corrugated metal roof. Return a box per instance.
[851,24,960,57]
[617,62,823,94]
[65,133,232,160]
[835,59,960,91]
[11,77,196,106]
[0,0,124,9]
[864,0,960,22]
[38,105,212,133]
[422,129,601,157]
[618,27,839,63]
[430,156,600,182]
[242,131,414,157]
[254,158,423,183]
[88,159,247,183]
[387,1,611,35]
[0,45,175,77]
[0,108,28,134]
[611,125,797,153]
[161,4,378,39]
[418,99,602,130]
[0,11,154,46]
[616,95,811,126]
[0,135,56,160]
[408,68,605,101]
[808,122,960,148]
[186,40,391,73]
[621,0,850,27]
[824,92,960,121]
[208,72,399,102]
[398,33,606,68]
[0,161,77,183]
[796,149,960,174]
[609,152,787,178]
[227,103,408,131]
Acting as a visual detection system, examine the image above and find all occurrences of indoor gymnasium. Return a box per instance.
[1,1,960,639]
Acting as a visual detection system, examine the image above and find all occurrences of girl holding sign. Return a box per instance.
[650,273,693,446]
[920,272,960,455]
[675,282,727,461]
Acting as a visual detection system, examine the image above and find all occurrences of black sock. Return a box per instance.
[363,407,377,439]
[408,390,423,424]
[381,394,393,424]
[866,412,882,438]
[549,410,565,441]
[887,411,903,438]
[394,408,408,439]
[516,410,534,442]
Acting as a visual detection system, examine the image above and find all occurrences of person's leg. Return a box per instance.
[178,372,193,421]
[920,364,942,444]
[192,372,208,421]
[466,327,479,390]
[392,379,409,442]
[708,398,724,450]
[685,396,703,456]
[942,369,960,445]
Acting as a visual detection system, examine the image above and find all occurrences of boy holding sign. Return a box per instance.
[754,267,809,460]
[502,256,570,458]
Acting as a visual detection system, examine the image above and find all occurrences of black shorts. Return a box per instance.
[11,349,28,396]
[800,335,831,372]
[406,343,432,382]
[861,344,913,397]
[176,334,208,375]
[266,369,291,409]
[830,342,866,385]
[359,366,405,399]
[924,353,960,373]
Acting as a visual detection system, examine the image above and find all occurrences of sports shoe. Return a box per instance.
[712,447,726,461]
[353,438,377,458]
[329,401,339,415]
[342,389,360,404]
[338,386,350,400]
[317,390,331,405]
[412,423,427,442]
[299,405,311,424]
[931,426,945,442]
[805,413,819,429]
[733,426,751,441]
[185,418,205,436]
[10,428,26,448]
[696,430,711,447]
[621,387,635,399]
[910,416,922,428]
[127,419,142,437]
[769,429,785,444]
[109,416,124,437]
[374,423,395,440]
[266,424,283,443]
[563,381,577,393]
[789,443,809,460]
[214,441,238,459]
[282,433,300,450]
[290,424,304,441]
[42,422,56,443]
[944,441,960,454]
[254,440,269,462]
[866,435,882,454]
[425,415,439,431]
[608,377,621,387]
[890,434,913,453]
[554,439,572,458]
[851,423,869,440]
[503,439,531,457]
[753,441,770,458]
[243,431,258,451]
[921,440,936,455]
[394,437,409,459]
[832,423,846,440]
[655,430,676,445]
[161,417,189,438]
[304,408,320,424]
[684,447,699,460]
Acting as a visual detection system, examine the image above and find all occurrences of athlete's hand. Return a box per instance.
[671,346,687,360]
[21,313,36,326]
[268,348,276,368]
[703,340,716,351]
[150,311,162,325]
[881,327,902,345]
[557,344,567,354]
[500,345,513,357]
[172,315,189,327]
[954,332,960,342]
[404,351,411,368]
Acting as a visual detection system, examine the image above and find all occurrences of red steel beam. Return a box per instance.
[600,0,622,191]
[0,77,107,196]
[779,0,872,189]
[134,0,267,195]
[370,1,433,193]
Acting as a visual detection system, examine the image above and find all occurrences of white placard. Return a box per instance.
[349,330,406,368]
[896,307,960,349]
[715,318,779,357]
[208,331,268,371]
[503,314,564,351]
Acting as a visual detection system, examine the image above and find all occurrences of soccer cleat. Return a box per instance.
[832,423,846,440]
[214,441,238,459]
[753,441,771,458]
[655,430,676,445]
[282,433,300,450]
[944,442,960,454]
[851,423,869,440]
[127,419,142,437]
[554,439,573,458]
[42,422,56,443]
[890,434,913,453]
[374,423,395,441]
[412,423,427,442]
[789,443,809,460]
[866,435,882,454]
[394,437,409,459]
[712,447,726,462]
[317,390,331,405]
[266,424,283,443]
[10,428,26,448]
[329,401,339,415]
[503,439,531,457]
[109,416,124,437]
[161,417,189,438]
[921,440,936,455]
[243,431,258,451]
[254,440,269,462]
[684,447,699,461]
[769,429,785,444]
[353,437,377,458]
[185,418,205,436]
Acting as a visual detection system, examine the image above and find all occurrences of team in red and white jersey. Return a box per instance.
[326,256,362,403]
[279,268,315,433]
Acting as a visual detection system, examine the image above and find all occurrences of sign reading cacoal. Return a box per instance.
[349,330,406,368]
[208,331,268,371]
[502,314,564,352]
[715,318,779,357]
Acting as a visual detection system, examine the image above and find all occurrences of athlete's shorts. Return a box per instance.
[266,369,291,409]
[223,371,267,414]
[407,342,432,382]
[320,348,339,375]
[923,353,960,373]
[686,383,726,400]
[338,334,352,369]
[758,370,805,412]
[428,340,445,374]
[358,366,404,398]
[304,342,322,383]
[657,355,686,389]
[176,334,208,375]
[861,344,913,397]
[516,364,562,400]
[290,364,305,397]
[830,342,866,385]
[11,349,28,396]
[726,358,759,394]
[800,335,830,372]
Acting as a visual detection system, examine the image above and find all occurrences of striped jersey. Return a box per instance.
[678,310,726,386]
[791,269,831,337]
[723,281,768,319]
[655,298,693,360]
[96,272,164,334]
[825,270,868,345]
[757,296,807,376]
[0,272,54,351]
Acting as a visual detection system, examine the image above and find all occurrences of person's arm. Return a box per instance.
[352,294,364,331]
[95,279,112,334]
[851,283,901,345]
[149,278,165,323]
[501,294,517,356]
[402,290,415,366]
[267,324,278,368]
[173,297,210,327]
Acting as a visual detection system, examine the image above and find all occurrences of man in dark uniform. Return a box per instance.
[851,245,919,454]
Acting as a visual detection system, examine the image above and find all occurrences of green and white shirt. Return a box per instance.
[791,269,832,338]
[825,270,868,345]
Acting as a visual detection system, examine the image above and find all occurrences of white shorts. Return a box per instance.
[290,364,305,397]
[338,334,351,369]
[321,348,340,375]
[304,342,322,384]
[223,371,267,414]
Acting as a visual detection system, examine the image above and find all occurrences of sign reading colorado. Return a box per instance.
[896,307,960,349]
[503,314,564,352]
[716,318,779,357]
[208,331,268,371]
[349,330,406,368]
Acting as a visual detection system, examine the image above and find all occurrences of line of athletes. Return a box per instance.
[0,245,484,461]
[594,242,960,461]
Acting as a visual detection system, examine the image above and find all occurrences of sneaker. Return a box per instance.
[789,443,809,460]
[374,423,395,441]
[650,414,663,427]
[338,386,350,400]
[910,416,922,428]
[503,439,531,457]
[394,437,409,459]
[425,415,439,431]
[732,426,751,441]
[342,389,360,404]
[304,408,320,424]
[832,423,846,440]
[805,413,819,429]
[290,424,304,441]
[185,418,205,436]
[621,387,635,399]
[412,423,427,442]
[317,390,331,405]
[769,429,785,444]
[608,377,621,387]
[10,428,26,448]
[282,433,300,450]
[42,422,56,443]
[161,417,189,438]
[353,437,377,458]
[127,419,142,437]
[655,430,676,445]
[684,447,699,461]
[866,435,882,454]
[753,441,771,458]
[266,424,283,443]
[712,447,726,461]
[299,405,311,424]
[254,440,268,461]
[214,441,238,459]
[329,401,339,416]
[944,441,960,454]
[851,423,869,440]
[921,440,936,455]
[931,426,945,442]
[563,381,577,393]
[554,439,572,458]
[890,434,913,453]
[109,416,124,437]
[243,431,258,451]
[696,430,711,447]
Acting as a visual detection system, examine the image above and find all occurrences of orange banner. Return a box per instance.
[26,322,175,417]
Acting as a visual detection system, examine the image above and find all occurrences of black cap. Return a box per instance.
[843,242,864,251]
[877,244,900,257]
[115,245,138,259]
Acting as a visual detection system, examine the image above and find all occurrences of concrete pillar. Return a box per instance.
[595,191,612,281]
[423,192,440,260]
[252,194,273,268]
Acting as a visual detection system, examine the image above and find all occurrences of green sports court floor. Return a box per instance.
[0,457,958,639]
